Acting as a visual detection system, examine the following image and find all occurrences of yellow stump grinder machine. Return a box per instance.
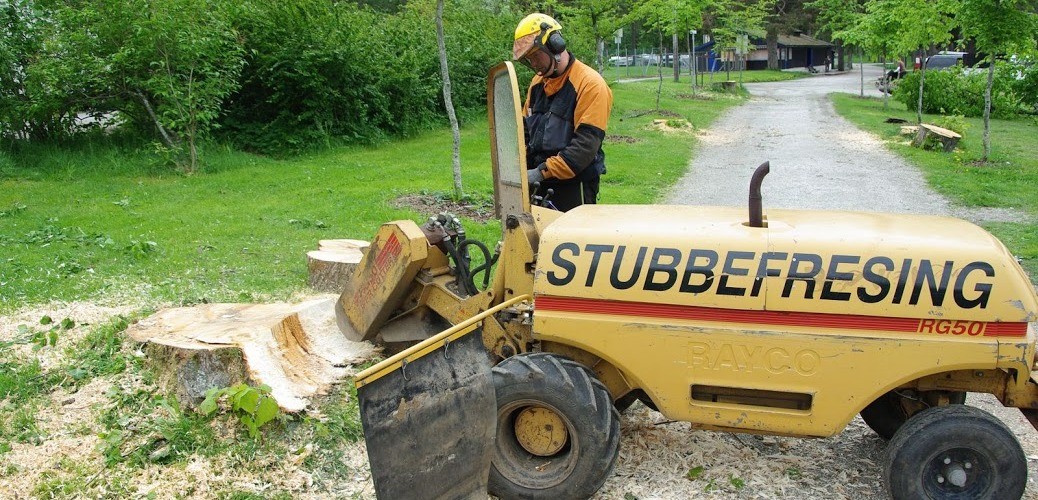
[335,63,1038,500]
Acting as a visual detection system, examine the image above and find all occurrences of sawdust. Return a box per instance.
[4,300,1038,499]
[650,119,695,135]
[0,301,138,369]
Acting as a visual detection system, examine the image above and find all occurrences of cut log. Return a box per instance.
[912,123,962,152]
[127,296,379,412]
[307,239,368,293]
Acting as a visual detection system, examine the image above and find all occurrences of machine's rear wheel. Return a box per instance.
[884,405,1026,500]
[861,390,966,440]
[489,353,620,500]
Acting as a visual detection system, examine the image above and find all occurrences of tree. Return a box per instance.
[142,0,244,172]
[867,0,956,123]
[957,0,1038,161]
[19,0,243,171]
[710,0,774,82]
[628,0,708,86]
[765,0,813,70]
[556,0,625,73]
[435,0,464,199]
[810,0,867,94]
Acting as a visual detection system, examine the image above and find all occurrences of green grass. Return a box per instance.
[0,79,751,311]
[601,65,803,85]
[831,93,1038,278]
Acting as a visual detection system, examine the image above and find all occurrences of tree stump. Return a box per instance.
[307,239,368,293]
[127,296,379,412]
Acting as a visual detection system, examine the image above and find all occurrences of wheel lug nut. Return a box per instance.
[964,462,972,469]
[943,457,952,465]
[937,475,945,483]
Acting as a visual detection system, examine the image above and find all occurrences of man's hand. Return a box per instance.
[527,164,546,185]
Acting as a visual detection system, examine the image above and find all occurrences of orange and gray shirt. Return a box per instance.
[523,57,613,181]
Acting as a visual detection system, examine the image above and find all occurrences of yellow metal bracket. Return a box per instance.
[355,294,533,387]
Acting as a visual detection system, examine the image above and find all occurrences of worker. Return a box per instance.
[512,13,613,212]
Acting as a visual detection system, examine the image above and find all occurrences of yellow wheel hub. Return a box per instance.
[514,406,568,456]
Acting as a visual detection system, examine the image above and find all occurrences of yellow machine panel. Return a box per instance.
[532,204,1038,436]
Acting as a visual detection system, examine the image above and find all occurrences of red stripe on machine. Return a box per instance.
[534,296,1028,337]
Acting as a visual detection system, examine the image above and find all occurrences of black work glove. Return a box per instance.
[527,164,546,185]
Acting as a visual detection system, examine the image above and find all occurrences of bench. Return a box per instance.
[912,123,962,152]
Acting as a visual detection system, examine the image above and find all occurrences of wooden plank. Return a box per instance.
[919,123,961,139]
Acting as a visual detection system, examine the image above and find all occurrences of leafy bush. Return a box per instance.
[893,66,1021,119]
[1006,58,1038,113]
[217,0,512,154]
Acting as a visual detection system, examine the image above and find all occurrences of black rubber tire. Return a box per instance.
[861,390,966,440]
[884,405,1027,500]
[488,353,621,500]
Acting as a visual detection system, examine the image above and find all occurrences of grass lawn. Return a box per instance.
[831,93,1038,279]
[0,78,754,311]
[601,65,804,85]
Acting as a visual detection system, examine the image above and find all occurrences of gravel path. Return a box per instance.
[663,64,1026,224]
[596,64,1038,499]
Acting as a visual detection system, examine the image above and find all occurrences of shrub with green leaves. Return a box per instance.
[1006,58,1038,113]
[200,383,281,438]
[218,0,512,154]
[893,67,1021,119]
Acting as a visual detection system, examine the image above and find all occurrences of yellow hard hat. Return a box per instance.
[512,13,566,61]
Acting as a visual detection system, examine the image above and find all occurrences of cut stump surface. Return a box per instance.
[308,239,368,293]
[127,295,378,412]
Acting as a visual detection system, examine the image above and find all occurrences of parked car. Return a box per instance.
[608,56,633,67]
[636,53,660,65]
[925,51,966,70]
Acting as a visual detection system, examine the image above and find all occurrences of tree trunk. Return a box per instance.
[859,49,864,97]
[597,37,606,74]
[656,34,663,110]
[135,89,179,150]
[917,64,926,124]
[983,56,994,162]
[766,27,778,70]
[436,0,464,200]
[127,297,379,412]
[307,239,367,293]
[673,33,680,82]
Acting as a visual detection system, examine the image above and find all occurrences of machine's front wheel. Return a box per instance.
[884,405,1026,500]
[489,353,620,500]
[861,389,966,440]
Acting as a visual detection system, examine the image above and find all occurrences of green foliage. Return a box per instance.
[200,383,281,438]
[1007,57,1038,112]
[99,387,220,466]
[686,465,705,480]
[930,114,969,135]
[0,316,75,351]
[5,0,245,168]
[892,68,1021,119]
[218,0,511,154]
[0,356,57,406]
[61,315,136,386]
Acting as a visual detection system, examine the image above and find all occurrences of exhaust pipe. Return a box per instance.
[748,161,770,228]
